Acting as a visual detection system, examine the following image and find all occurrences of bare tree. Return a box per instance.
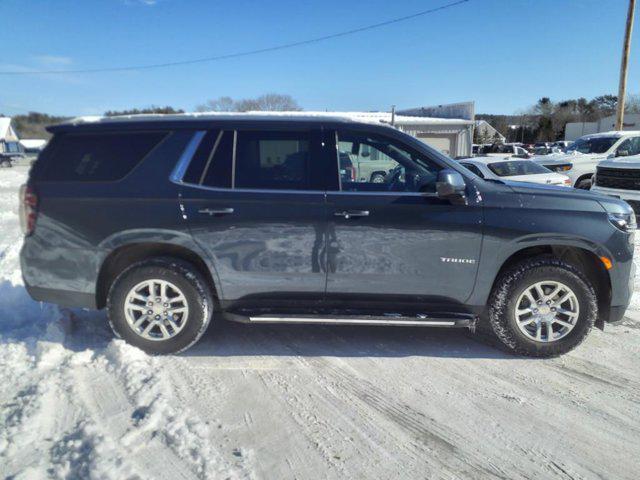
[195,96,235,112]
[196,93,302,112]
[626,94,640,113]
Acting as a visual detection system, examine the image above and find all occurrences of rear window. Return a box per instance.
[42,131,167,181]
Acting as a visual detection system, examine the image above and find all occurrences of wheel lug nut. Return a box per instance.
[147,310,153,315]
[163,303,168,308]
[537,301,542,305]
[156,297,161,302]
[533,309,539,313]
[155,315,161,320]
[147,302,153,307]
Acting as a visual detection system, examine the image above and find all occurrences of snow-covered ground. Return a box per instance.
[1,166,640,480]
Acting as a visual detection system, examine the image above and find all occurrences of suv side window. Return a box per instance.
[336,130,442,193]
[235,131,314,190]
[183,130,233,188]
[42,131,167,182]
[617,137,640,157]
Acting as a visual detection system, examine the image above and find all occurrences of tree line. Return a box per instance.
[477,94,640,144]
[5,92,639,143]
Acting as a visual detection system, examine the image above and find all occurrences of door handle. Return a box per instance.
[198,207,234,216]
[334,210,370,219]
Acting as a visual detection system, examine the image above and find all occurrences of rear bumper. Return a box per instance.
[20,236,101,310]
[24,283,97,309]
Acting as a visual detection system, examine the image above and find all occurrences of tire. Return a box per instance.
[370,173,386,183]
[488,256,596,357]
[576,177,592,190]
[106,257,214,354]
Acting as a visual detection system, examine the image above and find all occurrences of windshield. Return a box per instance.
[488,160,551,177]
[567,136,618,154]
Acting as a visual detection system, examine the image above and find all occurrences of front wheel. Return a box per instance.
[488,256,597,357]
[106,258,214,354]
[370,173,386,183]
[576,178,592,190]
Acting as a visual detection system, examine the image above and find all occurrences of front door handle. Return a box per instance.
[198,207,234,216]
[334,210,370,219]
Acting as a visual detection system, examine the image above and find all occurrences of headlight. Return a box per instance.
[608,212,637,232]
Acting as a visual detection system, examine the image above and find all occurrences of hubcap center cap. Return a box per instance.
[152,304,164,315]
[538,305,551,315]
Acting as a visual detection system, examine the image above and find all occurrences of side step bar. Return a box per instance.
[246,313,477,330]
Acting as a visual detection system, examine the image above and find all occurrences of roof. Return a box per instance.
[19,139,47,149]
[0,117,16,140]
[61,110,474,129]
[580,130,640,139]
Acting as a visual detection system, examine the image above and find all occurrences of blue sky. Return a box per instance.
[1,0,638,116]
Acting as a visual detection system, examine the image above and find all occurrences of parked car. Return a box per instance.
[0,155,13,168]
[0,140,24,166]
[553,140,573,152]
[480,143,530,158]
[591,153,640,215]
[20,114,635,357]
[339,142,397,183]
[531,131,640,189]
[459,157,571,186]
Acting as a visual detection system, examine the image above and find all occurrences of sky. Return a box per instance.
[0,0,638,116]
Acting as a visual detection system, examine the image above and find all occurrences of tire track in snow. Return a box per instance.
[72,359,199,480]
[250,327,507,479]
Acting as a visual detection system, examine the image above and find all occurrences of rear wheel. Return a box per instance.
[107,257,214,354]
[488,256,596,357]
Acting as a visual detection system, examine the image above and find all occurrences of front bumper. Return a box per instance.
[591,185,640,215]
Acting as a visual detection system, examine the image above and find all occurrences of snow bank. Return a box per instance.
[0,167,252,479]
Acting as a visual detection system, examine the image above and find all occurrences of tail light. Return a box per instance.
[19,184,38,236]
[563,178,572,187]
[346,166,356,181]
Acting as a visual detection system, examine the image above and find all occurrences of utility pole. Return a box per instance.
[615,0,636,131]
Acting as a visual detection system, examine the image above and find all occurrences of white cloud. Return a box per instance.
[32,55,74,67]
[124,0,158,5]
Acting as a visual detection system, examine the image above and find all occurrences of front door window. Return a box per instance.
[336,131,441,193]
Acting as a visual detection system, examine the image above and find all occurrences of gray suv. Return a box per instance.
[20,114,636,356]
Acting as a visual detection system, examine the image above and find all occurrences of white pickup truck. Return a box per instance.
[591,152,640,214]
[530,131,640,189]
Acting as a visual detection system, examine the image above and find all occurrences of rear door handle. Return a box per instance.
[334,210,370,219]
[198,207,234,216]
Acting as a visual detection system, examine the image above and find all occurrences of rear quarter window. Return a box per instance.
[40,131,167,182]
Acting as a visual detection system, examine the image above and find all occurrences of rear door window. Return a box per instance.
[43,131,167,181]
[234,130,322,190]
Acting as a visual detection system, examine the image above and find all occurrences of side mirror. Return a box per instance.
[617,149,630,157]
[436,169,467,204]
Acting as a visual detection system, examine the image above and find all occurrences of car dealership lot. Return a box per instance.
[1,166,640,479]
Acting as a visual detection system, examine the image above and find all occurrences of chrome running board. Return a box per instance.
[247,313,477,329]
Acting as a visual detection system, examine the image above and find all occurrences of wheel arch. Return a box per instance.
[490,245,611,329]
[574,173,594,188]
[96,242,219,310]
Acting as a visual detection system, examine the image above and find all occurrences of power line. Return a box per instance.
[0,0,470,76]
